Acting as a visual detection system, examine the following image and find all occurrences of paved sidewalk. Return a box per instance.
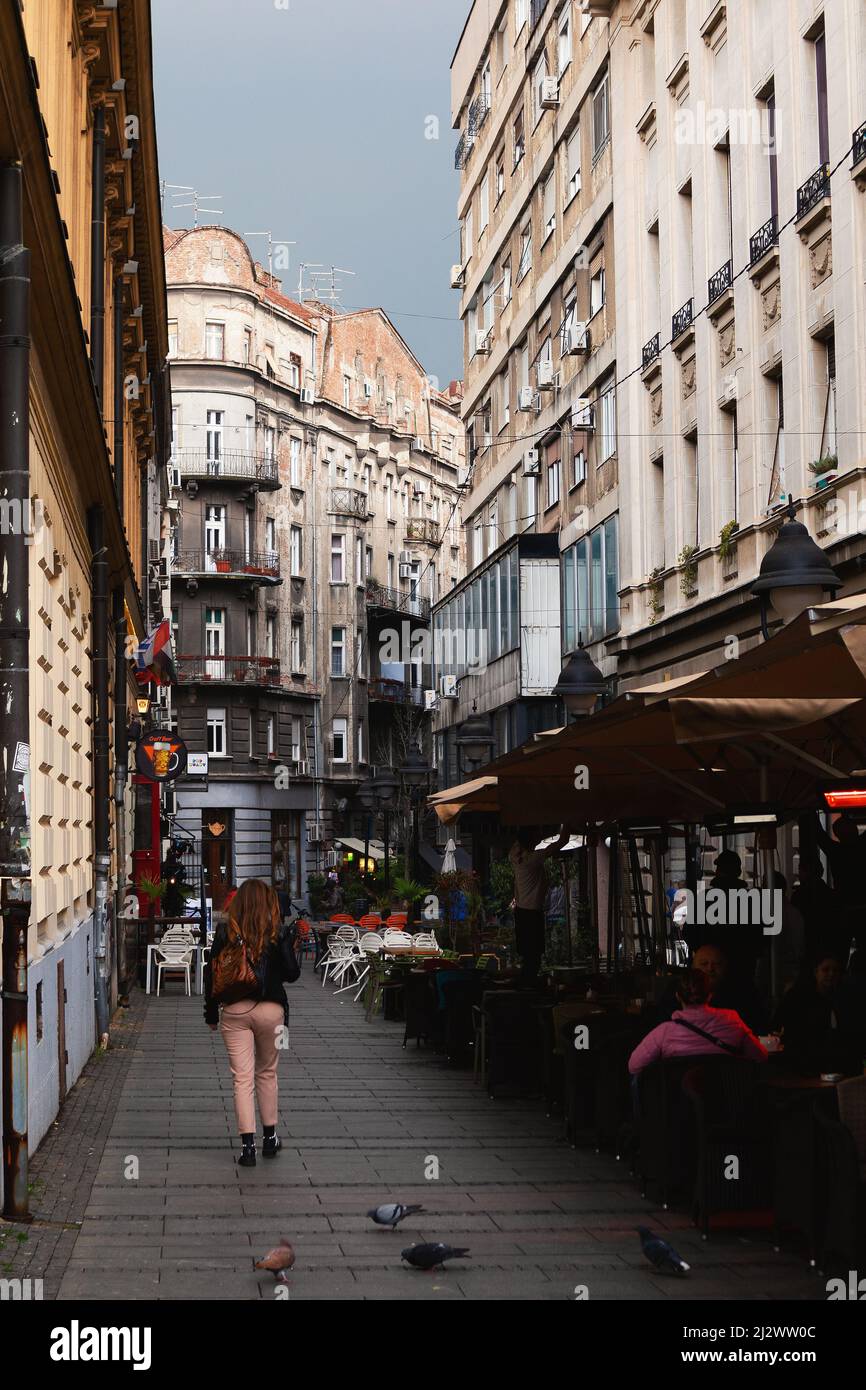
[2,969,819,1301]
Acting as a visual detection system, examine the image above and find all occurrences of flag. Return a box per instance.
[134,619,177,687]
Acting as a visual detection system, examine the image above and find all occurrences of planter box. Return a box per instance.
[812,472,837,489]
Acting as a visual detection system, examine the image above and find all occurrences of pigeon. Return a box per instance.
[368,1203,424,1229]
[637,1226,690,1276]
[255,1237,296,1283]
[401,1242,470,1271]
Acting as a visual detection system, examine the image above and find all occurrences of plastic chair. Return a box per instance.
[385,913,408,928]
[295,919,317,963]
[155,944,193,996]
[383,929,413,949]
[358,914,382,930]
[330,914,357,925]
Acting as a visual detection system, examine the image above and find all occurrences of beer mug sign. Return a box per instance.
[135,732,188,782]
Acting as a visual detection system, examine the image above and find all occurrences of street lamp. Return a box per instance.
[751,501,842,639]
[371,767,399,887]
[553,643,608,718]
[136,695,151,717]
[356,774,378,881]
[456,700,494,776]
[400,738,432,882]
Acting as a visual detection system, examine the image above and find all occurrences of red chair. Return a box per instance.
[295,919,316,962]
[359,914,383,931]
[329,914,357,925]
[386,913,408,928]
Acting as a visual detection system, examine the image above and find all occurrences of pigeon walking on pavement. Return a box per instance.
[368,1202,424,1229]
[401,1242,470,1271]
[637,1226,690,1276]
[255,1237,296,1283]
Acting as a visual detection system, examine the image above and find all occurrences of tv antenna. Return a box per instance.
[305,265,356,310]
[165,183,224,227]
[245,231,297,282]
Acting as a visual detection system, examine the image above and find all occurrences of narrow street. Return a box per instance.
[5,971,817,1302]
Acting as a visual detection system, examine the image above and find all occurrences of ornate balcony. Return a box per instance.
[749,214,778,266]
[641,333,660,371]
[671,298,694,342]
[368,678,424,708]
[177,655,281,687]
[854,121,866,169]
[173,549,280,583]
[707,259,733,306]
[329,486,369,519]
[796,163,830,220]
[405,516,440,545]
[365,579,430,622]
[175,449,280,489]
[468,92,491,136]
[454,132,473,171]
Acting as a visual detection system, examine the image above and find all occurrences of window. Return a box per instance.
[590,265,606,317]
[546,451,561,509]
[387,553,395,587]
[558,8,572,75]
[515,0,527,35]
[291,618,304,671]
[288,354,301,389]
[513,108,525,167]
[167,320,177,357]
[572,436,586,488]
[290,716,301,762]
[481,59,492,109]
[542,171,556,241]
[385,475,393,520]
[592,71,610,158]
[600,383,616,461]
[204,504,225,559]
[501,256,512,306]
[206,409,223,463]
[343,375,351,408]
[480,173,490,232]
[290,437,302,487]
[265,517,276,552]
[205,321,224,360]
[566,125,581,203]
[356,719,365,765]
[532,53,548,125]
[495,152,505,203]
[814,25,829,166]
[266,714,276,758]
[355,535,364,585]
[243,328,252,363]
[525,473,539,528]
[517,222,532,281]
[561,515,620,646]
[248,709,255,759]
[331,626,346,676]
[332,717,348,763]
[366,545,373,581]
[820,337,837,458]
[290,525,303,576]
[264,426,275,463]
[499,368,511,431]
[207,708,227,756]
[356,629,365,678]
[330,533,345,583]
[266,613,277,659]
[464,205,474,260]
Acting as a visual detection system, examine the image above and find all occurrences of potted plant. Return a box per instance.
[136,875,166,987]
[718,519,739,561]
[808,453,838,488]
[392,872,426,926]
[213,549,232,573]
[678,544,699,599]
[647,566,665,624]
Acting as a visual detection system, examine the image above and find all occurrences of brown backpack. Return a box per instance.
[210,924,261,1005]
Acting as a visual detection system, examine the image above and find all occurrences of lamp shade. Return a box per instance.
[373,767,399,808]
[456,705,494,769]
[751,507,841,623]
[400,739,430,788]
[553,647,607,716]
[356,775,377,811]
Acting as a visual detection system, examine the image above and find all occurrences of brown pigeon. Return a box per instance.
[255,1238,296,1283]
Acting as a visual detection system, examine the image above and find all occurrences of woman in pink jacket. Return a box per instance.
[629,968,768,1074]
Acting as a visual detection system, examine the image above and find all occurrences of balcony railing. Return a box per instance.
[796,162,831,219]
[468,91,491,136]
[175,449,280,489]
[405,516,441,545]
[173,549,280,580]
[177,655,281,686]
[454,132,473,170]
[671,298,694,341]
[530,0,549,28]
[749,213,778,265]
[854,121,866,167]
[365,580,431,622]
[641,333,660,371]
[368,678,424,708]
[707,258,733,305]
[329,486,369,519]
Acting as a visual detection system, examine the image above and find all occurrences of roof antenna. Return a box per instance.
[245,231,297,284]
[168,185,223,228]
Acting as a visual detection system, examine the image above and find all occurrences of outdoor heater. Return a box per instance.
[751,501,842,639]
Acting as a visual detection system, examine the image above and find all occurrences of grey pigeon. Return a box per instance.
[637,1226,690,1276]
[401,1242,470,1271]
[255,1237,296,1283]
[368,1203,424,1229]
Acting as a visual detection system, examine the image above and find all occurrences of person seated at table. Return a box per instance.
[652,944,769,1034]
[628,968,768,1075]
[791,855,844,963]
[772,948,863,1077]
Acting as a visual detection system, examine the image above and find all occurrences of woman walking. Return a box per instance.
[204,880,300,1166]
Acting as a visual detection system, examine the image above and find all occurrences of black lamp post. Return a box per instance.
[356,774,377,880]
[553,642,608,719]
[400,738,431,882]
[456,700,495,777]
[751,500,842,640]
[372,767,399,888]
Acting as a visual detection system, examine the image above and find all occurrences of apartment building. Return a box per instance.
[437,0,620,781]
[0,0,170,1208]
[165,226,466,898]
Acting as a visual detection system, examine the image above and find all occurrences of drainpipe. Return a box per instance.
[113,585,128,995]
[89,104,106,404]
[0,160,32,1221]
[113,275,124,516]
[87,507,111,1045]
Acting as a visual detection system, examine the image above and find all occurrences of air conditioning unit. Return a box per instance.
[517,386,535,412]
[300,387,315,404]
[562,322,590,356]
[475,329,491,355]
[399,550,412,564]
[424,689,438,712]
[170,465,181,489]
[294,760,310,776]
[572,398,596,430]
[414,436,425,451]
[325,850,340,869]
[537,359,556,390]
[523,448,541,476]
[541,78,560,109]
[306,821,325,844]
[440,674,459,698]
[450,264,465,290]
[399,562,414,579]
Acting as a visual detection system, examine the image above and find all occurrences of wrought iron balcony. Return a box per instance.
[854,121,866,168]
[641,333,660,371]
[368,678,424,708]
[172,549,280,581]
[531,0,549,28]
[468,92,491,136]
[365,580,431,622]
[454,132,473,170]
[796,163,831,219]
[405,516,441,545]
[175,449,280,489]
[329,486,369,519]
[176,655,281,686]
[708,259,733,306]
[671,298,694,341]
[749,214,778,266]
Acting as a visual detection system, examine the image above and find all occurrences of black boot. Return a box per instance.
[237,1135,256,1167]
[262,1131,282,1159]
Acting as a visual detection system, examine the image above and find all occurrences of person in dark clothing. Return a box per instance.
[814,813,866,954]
[791,855,845,963]
[654,943,769,1034]
[772,949,862,1077]
[684,851,764,983]
[508,826,568,984]
[204,879,300,1166]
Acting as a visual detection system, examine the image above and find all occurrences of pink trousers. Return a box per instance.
[219,1000,285,1134]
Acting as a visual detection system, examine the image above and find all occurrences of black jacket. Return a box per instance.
[203,922,300,1027]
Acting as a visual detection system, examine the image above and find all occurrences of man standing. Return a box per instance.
[508,827,569,984]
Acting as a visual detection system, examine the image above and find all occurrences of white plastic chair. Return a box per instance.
[321,941,357,988]
[382,929,413,949]
[155,944,193,996]
[333,932,384,998]
[411,932,438,951]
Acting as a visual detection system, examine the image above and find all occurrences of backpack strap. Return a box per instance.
[673,1016,742,1056]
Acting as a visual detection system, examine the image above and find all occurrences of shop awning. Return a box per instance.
[335,837,385,861]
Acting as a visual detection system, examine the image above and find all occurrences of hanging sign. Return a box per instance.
[135,732,188,782]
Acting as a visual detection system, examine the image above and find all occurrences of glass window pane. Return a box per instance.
[488,564,500,661]
[563,546,576,652]
[500,558,510,653]
[604,516,619,635]
[576,539,589,645]
[511,551,519,645]
[591,529,604,642]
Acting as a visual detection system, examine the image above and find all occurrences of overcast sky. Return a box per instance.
[151,0,469,386]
